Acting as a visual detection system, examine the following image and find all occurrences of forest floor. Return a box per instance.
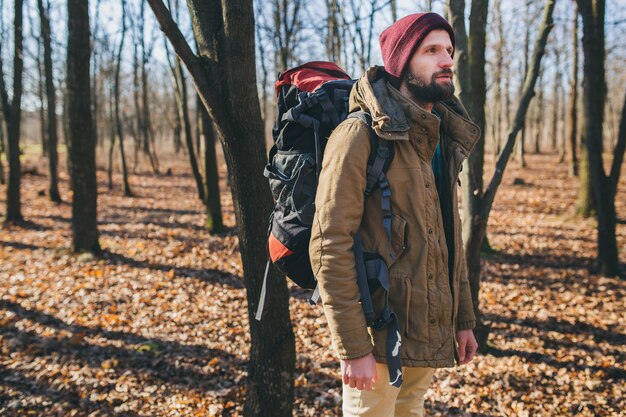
[0,152,625,417]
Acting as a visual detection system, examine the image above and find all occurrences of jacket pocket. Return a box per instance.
[389,214,407,267]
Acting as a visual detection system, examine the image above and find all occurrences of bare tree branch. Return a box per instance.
[482,0,556,215]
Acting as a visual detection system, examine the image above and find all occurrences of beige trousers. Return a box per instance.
[342,363,435,417]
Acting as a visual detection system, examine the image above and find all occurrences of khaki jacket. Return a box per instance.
[309,67,480,368]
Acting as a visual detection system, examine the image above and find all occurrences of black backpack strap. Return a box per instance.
[347,111,402,387]
[316,88,340,126]
[347,111,395,260]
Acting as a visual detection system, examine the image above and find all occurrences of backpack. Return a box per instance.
[256,61,404,387]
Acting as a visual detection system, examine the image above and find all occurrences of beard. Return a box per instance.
[405,69,455,103]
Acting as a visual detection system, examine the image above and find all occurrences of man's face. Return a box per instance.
[403,29,455,103]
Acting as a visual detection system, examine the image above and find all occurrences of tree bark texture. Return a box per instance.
[550,46,560,153]
[38,0,61,203]
[37,38,47,157]
[0,121,5,184]
[139,0,160,174]
[67,0,100,253]
[114,0,133,196]
[199,101,223,234]
[576,0,621,277]
[568,7,579,176]
[1,0,24,223]
[455,0,555,351]
[448,0,490,350]
[147,1,295,415]
[173,58,205,202]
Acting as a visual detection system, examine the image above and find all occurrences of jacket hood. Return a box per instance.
[349,66,481,151]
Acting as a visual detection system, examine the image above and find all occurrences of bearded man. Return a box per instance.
[309,12,480,417]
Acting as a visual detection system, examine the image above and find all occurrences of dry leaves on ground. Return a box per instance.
[0,153,624,417]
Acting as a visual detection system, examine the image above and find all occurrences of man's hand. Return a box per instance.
[340,352,378,391]
[456,329,478,365]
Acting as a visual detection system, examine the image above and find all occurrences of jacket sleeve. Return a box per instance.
[309,119,373,359]
[455,223,476,330]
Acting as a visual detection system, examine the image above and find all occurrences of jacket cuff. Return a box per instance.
[456,320,476,331]
[333,325,374,360]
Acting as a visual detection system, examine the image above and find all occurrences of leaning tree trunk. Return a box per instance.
[173,58,205,202]
[577,0,621,277]
[147,1,295,416]
[3,0,24,223]
[199,98,223,234]
[67,0,100,253]
[453,0,556,350]
[38,0,61,203]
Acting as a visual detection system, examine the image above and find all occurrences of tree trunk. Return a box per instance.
[448,0,471,110]
[455,0,556,351]
[517,1,531,168]
[567,7,579,176]
[325,0,342,65]
[67,0,100,253]
[199,99,223,233]
[107,72,116,190]
[132,31,143,174]
[38,0,61,203]
[534,71,544,154]
[174,59,205,202]
[114,0,132,196]
[577,0,621,277]
[3,0,24,223]
[147,1,295,415]
[0,120,5,184]
[37,36,47,157]
[449,0,490,351]
[137,0,159,174]
[492,0,503,157]
[551,46,560,153]
[576,140,594,216]
[92,0,102,149]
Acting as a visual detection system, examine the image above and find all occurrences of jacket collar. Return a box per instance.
[349,66,481,155]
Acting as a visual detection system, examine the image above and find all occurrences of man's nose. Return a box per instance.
[441,52,454,68]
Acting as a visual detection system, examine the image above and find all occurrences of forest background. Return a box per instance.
[0,0,625,416]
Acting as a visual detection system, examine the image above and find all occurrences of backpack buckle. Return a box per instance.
[370,309,394,331]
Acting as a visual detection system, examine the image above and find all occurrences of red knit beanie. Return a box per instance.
[380,13,456,78]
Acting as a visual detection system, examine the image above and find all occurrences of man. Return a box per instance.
[309,12,480,417]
